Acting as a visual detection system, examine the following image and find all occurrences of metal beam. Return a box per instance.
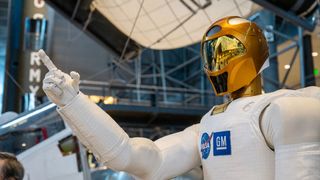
[111,58,135,76]
[281,47,299,88]
[183,69,202,82]
[141,73,161,78]
[298,27,306,87]
[183,94,200,103]
[165,55,200,75]
[79,143,92,180]
[166,76,198,90]
[152,51,158,85]
[269,42,297,59]
[260,10,279,92]
[186,46,200,54]
[128,64,153,83]
[159,51,168,103]
[264,26,297,42]
[80,80,213,93]
[135,53,141,101]
[251,0,315,31]
[302,34,315,86]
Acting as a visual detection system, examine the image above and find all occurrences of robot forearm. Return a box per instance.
[58,92,161,178]
[57,92,130,163]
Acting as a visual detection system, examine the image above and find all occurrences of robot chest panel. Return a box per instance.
[198,113,274,179]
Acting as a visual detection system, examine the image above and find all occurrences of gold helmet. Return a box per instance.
[201,16,269,96]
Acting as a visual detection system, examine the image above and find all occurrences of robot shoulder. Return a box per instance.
[265,96,320,145]
[184,124,200,134]
[297,86,320,99]
[253,87,319,117]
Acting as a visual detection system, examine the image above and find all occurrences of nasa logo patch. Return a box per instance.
[213,130,231,156]
[200,132,212,159]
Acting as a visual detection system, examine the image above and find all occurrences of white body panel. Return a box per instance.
[18,129,84,180]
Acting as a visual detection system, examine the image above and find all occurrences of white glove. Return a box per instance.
[39,49,80,107]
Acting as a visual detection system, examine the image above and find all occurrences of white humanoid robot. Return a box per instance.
[40,16,320,180]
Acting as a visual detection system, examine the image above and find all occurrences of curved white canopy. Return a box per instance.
[93,0,253,50]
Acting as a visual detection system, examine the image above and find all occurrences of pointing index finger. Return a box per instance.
[38,49,57,71]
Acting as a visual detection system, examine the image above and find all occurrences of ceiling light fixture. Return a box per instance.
[284,64,290,69]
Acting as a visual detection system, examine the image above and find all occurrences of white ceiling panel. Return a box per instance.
[93,0,253,49]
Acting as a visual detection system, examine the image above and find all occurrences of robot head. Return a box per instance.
[201,16,269,96]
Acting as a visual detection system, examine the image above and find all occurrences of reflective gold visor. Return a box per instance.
[202,35,246,72]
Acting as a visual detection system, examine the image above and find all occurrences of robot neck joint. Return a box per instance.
[230,75,262,100]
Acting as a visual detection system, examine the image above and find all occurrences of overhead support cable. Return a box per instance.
[233,0,244,17]
[84,0,145,80]
[118,0,145,62]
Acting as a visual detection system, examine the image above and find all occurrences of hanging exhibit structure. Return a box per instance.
[92,0,254,49]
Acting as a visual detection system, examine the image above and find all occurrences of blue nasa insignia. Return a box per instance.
[200,132,212,159]
[213,130,231,156]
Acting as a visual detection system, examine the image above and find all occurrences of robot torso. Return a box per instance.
[198,88,312,179]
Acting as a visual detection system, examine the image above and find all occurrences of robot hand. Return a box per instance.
[38,49,80,107]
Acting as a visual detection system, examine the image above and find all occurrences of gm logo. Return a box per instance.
[213,131,231,156]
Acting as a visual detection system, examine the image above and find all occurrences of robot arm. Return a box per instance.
[39,50,200,179]
[107,124,201,179]
[261,95,320,180]
[58,93,200,179]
